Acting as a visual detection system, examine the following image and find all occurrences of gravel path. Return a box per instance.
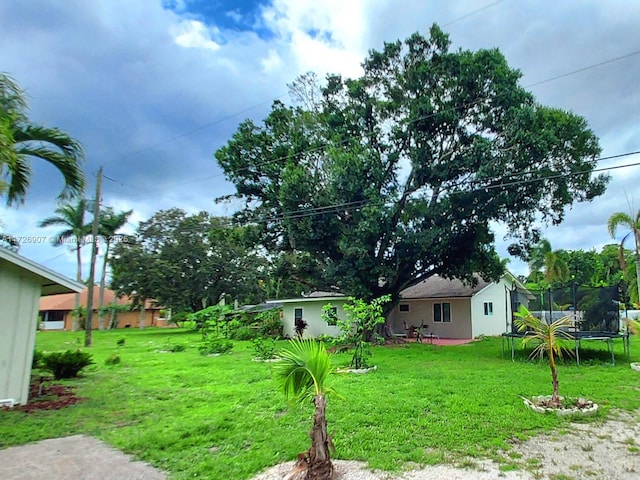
[252,409,640,480]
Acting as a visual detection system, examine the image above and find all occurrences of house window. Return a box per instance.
[484,302,493,316]
[294,307,306,336]
[399,304,410,312]
[433,302,451,322]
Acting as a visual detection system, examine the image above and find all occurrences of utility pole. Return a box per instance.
[84,167,102,347]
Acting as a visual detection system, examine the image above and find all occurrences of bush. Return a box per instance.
[199,335,233,355]
[105,354,121,366]
[257,310,283,338]
[252,337,278,360]
[41,350,94,379]
[116,337,126,346]
[232,326,259,340]
[32,350,44,369]
[163,342,186,352]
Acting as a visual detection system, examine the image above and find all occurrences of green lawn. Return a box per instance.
[1,329,639,479]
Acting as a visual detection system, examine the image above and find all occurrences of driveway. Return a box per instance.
[0,435,166,480]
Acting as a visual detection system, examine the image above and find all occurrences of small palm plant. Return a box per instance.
[514,305,574,408]
[274,338,336,480]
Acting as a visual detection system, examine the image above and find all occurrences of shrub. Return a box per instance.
[116,337,126,346]
[232,326,259,340]
[32,350,44,369]
[257,310,283,338]
[41,350,94,379]
[252,337,278,360]
[199,335,233,355]
[163,342,186,352]
[105,354,121,366]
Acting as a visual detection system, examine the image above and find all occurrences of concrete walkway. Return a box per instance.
[0,435,166,480]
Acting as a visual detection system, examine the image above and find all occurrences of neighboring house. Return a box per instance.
[266,291,348,338]
[39,287,166,330]
[388,273,532,339]
[0,247,83,406]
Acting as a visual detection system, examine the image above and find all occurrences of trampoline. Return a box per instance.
[502,283,630,365]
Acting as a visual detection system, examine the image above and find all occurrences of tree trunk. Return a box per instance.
[73,243,82,331]
[98,242,110,330]
[139,303,146,330]
[549,353,561,407]
[304,395,334,480]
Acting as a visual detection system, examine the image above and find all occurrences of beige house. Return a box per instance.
[39,287,166,330]
[0,248,83,406]
[388,273,531,339]
[267,292,348,338]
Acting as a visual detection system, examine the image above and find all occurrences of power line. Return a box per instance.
[443,0,505,27]
[103,45,640,199]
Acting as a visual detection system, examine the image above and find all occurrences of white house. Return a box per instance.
[387,273,532,339]
[266,291,348,338]
[0,248,83,406]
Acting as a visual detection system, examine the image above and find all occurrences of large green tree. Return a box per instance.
[0,73,85,204]
[110,208,266,313]
[216,25,607,305]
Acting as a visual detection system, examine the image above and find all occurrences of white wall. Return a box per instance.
[470,279,511,337]
[282,299,345,338]
[0,263,40,405]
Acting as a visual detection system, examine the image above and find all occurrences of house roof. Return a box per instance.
[400,274,492,299]
[266,291,347,304]
[0,247,83,296]
[39,287,160,311]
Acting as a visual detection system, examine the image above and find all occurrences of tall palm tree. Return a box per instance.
[274,339,336,480]
[97,207,132,329]
[0,73,85,204]
[39,199,90,330]
[607,209,640,304]
[528,239,569,285]
[514,305,573,407]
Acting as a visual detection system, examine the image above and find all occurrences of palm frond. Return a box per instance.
[514,305,574,360]
[274,338,333,404]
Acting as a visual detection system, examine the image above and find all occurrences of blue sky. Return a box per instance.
[1,0,639,281]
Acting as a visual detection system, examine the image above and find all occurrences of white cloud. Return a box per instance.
[171,19,221,51]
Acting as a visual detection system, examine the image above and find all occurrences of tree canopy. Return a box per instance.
[109,208,268,313]
[215,25,608,303]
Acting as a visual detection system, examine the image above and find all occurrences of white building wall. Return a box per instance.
[282,299,346,338]
[470,279,510,337]
[0,263,40,405]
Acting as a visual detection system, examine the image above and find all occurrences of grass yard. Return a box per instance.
[1,329,639,479]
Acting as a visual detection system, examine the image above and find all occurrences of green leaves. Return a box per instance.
[274,338,334,403]
[0,73,85,204]
[216,25,607,303]
[513,305,574,362]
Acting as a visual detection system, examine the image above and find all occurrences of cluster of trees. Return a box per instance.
[525,216,640,304]
[108,208,318,315]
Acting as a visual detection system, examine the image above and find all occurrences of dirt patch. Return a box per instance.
[252,409,640,480]
[1,378,85,414]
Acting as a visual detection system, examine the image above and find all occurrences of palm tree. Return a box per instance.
[39,199,90,330]
[0,73,85,204]
[274,339,336,480]
[97,207,132,329]
[528,239,569,285]
[607,209,640,304]
[514,305,574,407]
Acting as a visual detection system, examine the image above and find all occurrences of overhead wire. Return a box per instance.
[102,44,640,200]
